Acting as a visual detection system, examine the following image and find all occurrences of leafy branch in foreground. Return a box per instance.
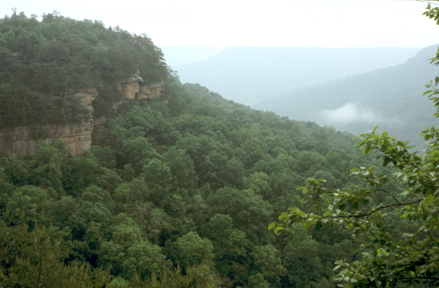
[269,5,439,287]
[270,119,439,287]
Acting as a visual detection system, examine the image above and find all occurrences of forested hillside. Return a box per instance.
[0,11,168,127]
[253,45,439,149]
[2,79,401,287]
[0,11,430,288]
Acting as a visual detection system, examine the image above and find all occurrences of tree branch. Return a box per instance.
[398,276,439,282]
[342,198,423,218]
[293,198,424,222]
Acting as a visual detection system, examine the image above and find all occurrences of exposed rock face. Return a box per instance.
[117,73,144,100]
[0,89,97,157]
[0,74,165,157]
[138,81,165,100]
[117,72,165,100]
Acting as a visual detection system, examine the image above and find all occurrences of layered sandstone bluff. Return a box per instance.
[117,73,165,100]
[0,77,164,157]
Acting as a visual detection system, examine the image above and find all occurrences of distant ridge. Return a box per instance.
[252,45,439,149]
[175,46,421,105]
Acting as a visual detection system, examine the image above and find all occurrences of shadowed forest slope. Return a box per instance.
[253,45,439,149]
[0,11,430,288]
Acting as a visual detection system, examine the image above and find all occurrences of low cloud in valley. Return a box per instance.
[322,103,379,123]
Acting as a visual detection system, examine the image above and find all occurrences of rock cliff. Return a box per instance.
[117,72,165,100]
[0,89,97,157]
[0,77,165,157]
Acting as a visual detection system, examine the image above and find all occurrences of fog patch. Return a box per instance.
[322,103,379,123]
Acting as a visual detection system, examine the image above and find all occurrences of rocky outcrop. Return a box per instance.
[138,81,165,100]
[117,72,165,100]
[0,89,97,157]
[0,74,165,157]
[117,73,144,100]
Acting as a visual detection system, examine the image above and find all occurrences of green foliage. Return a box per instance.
[270,7,439,285]
[251,245,286,287]
[7,186,52,224]
[248,273,271,288]
[0,11,169,128]
[122,240,171,280]
[124,264,220,288]
[281,224,324,287]
[0,11,394,287]
[271,127,439,286]
[175,232,215,269]
[0,218,111,287]
[0,81,377,286]
[253,45,439,150]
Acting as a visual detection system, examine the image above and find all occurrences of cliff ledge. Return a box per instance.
[0,78,165,157]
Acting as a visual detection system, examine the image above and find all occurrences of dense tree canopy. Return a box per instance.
[0,10,169,127]
[270,4,439,287]
[0,74,379,286]
[1,5,436,288]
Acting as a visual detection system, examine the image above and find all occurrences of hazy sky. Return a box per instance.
[1,0,438,47]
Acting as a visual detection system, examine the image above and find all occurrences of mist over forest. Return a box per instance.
[171,45,438,148]
[2,7,439,288]
[173,46,421,105]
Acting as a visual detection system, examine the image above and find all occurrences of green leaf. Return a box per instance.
[268,222,276,231]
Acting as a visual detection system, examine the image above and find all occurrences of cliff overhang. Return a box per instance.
[0,77,165,157]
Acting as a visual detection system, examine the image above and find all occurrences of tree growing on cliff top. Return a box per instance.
[0,11,169,128]
[270,3,439,287]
